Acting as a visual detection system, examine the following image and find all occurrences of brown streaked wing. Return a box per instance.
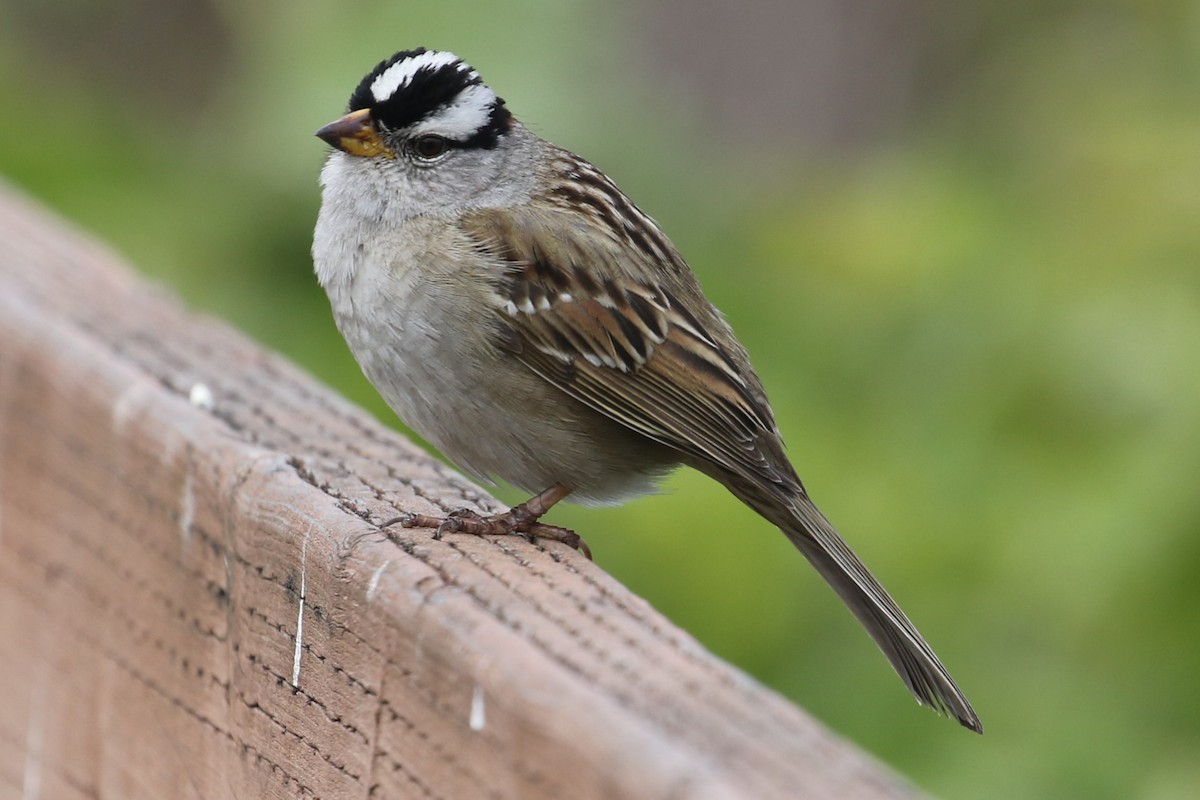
[461,204,797,493]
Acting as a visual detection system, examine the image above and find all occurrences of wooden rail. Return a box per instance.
[0,181,918,799]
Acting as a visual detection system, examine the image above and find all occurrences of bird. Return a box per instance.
[312,47,981,733]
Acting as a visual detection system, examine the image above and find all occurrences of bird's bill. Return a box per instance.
[315,109,392,158]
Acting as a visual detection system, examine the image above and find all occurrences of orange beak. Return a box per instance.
[315,108,393,158]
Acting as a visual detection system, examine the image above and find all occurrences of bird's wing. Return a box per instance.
[460,203,800,497]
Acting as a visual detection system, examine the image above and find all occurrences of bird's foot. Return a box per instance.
[381,484,591,559]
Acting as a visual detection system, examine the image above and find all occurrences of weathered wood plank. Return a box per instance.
[0,181,917,799]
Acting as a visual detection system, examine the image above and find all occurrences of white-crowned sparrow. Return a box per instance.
[312,48,981,732]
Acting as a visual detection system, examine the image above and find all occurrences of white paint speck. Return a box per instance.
[469,685,486,732]
[178,469,194,547]
[367,561,390,602]
[112,383,151,433]
[292,528,310,688]
[189,383,214,410]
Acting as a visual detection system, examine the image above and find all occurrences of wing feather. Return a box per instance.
[461,204,795,494]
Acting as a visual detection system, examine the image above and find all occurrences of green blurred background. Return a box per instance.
[3,1,1198,796]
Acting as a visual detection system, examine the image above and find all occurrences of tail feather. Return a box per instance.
[724,472,982,733]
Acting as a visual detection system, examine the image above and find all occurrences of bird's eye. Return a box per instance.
[411,135,449,160]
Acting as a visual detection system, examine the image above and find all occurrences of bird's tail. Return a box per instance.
[732,475,982,732]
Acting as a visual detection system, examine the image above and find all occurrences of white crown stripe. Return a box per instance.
[370,50,464,103]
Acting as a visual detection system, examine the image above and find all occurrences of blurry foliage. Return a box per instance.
[2,1,1199,798]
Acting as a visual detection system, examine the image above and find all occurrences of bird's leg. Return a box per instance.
[381,483,591,559]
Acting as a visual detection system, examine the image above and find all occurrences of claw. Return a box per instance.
[381,512,436,529]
